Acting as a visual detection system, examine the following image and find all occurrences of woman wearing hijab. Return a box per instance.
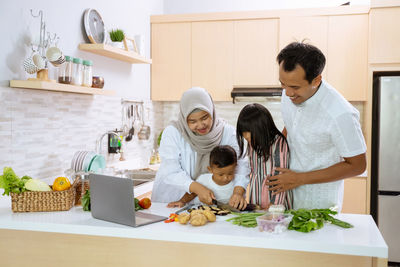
[151,87,250,209]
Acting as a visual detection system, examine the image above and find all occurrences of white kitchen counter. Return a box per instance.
[0,195,387,260]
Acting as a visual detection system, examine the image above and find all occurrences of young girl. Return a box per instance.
[236,103,293,210]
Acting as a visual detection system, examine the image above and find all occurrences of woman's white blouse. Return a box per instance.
[151,124,250,203]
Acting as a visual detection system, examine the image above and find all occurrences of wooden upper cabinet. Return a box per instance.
[151,23,191,101]
[233,19,279,87]
[192,21,234,101]
[327,14,368,101]
[279,16,329,79]
[369,7,400,64]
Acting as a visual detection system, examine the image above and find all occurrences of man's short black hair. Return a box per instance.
[209,145,237,168]
[277,41,326,84]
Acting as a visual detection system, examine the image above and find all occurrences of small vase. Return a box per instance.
[109,41,124,49]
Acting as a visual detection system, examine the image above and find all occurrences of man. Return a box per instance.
[268,42,367,211]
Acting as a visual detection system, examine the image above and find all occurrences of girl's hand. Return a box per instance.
[189,182,215,205]
[167,200,186,208]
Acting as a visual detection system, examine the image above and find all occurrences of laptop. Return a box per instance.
[89,173,167,227]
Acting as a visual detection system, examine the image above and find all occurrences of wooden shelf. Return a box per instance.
[10,80,116,96]
[78,43,152,64]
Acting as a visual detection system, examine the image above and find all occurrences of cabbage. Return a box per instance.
[24,179,51,192]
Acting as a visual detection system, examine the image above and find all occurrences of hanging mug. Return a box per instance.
[46,46,65,67]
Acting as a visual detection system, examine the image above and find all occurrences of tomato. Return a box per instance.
[52,177,71,191]
[138,197,151,209]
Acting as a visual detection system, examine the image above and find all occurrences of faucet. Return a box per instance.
[96,131,121,155]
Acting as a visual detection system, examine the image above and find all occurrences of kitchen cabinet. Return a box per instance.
[151,23,191,101]
[192,21,234,101]
[342,177,367,214]
[369,7,400,64]
[151,7,370,101]
[327,14,368,101]
[279,16,329,80]
[279,15,368,101]
[0,199,388,267]
[233,19,279,87]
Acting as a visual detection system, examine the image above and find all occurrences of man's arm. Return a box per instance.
[268,153,366,194]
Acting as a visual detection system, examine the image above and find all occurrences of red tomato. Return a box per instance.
[138,198,152,209]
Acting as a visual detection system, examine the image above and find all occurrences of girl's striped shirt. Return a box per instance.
[248,135,293,209]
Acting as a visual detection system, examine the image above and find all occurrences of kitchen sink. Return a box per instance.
[114,169,156,187]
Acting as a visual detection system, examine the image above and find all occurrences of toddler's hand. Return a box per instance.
[167,201,186,208]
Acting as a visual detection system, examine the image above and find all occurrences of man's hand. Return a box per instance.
[189,182,215,205]
[229,186,247,210]
[266,167,304,195]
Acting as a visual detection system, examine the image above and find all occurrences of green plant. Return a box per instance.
[109,29,125,42]
[157,130,163,147]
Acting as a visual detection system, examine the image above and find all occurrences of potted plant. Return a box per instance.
[109,29,125,49]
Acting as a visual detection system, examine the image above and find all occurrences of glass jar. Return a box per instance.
[72,57,83,86]
[82,60,93,87]
[58,55,73,84]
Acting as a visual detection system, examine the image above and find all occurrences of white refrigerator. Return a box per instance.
[371,73,400,263]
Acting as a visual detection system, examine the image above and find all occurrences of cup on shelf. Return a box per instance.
[23,53,44,74]
[46,46,65,67]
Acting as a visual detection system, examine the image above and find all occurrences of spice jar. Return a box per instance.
[58,56,73,84]
[72,57,83,86]
[82,60,93,87]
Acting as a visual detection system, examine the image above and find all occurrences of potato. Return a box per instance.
[203,210,216,222]
[178,212,191,224]
[190,213,207,226]
[190,209,204,216]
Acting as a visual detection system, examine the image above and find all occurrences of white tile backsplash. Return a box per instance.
[0,86,365,181]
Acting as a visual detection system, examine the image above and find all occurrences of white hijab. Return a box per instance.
[171,87,225,179]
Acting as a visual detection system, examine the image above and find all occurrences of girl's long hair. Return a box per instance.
[236,103,288,160]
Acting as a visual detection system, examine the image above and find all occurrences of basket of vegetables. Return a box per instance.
[0,167,78,212]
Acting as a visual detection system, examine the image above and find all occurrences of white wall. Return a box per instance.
[0,0,163,181]
[163,0,370,14]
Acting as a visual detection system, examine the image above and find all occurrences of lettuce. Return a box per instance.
[0,167,32,196]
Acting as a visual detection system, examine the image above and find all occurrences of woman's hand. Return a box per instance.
[229,186,247,210]
[167,200,186,208]
[189,182,215,205]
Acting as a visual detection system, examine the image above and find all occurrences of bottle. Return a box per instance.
[82,59,93,87]
[58,56,73,84]
[72,57,83,86]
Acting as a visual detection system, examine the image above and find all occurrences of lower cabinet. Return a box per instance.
[342,177,367,214]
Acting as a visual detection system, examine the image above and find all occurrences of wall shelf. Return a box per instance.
[10,80,115,96]
[78,43,152,64]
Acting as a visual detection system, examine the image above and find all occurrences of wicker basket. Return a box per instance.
[10,178,79,212]
[75,179,90,205]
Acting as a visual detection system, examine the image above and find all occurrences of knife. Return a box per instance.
[175,203,196,214]
[212,199,258,212]
[212,199,240,212]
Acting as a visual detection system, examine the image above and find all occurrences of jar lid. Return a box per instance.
[65,56,72,62]
[83,60,93,66]
[73,57,83,64]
